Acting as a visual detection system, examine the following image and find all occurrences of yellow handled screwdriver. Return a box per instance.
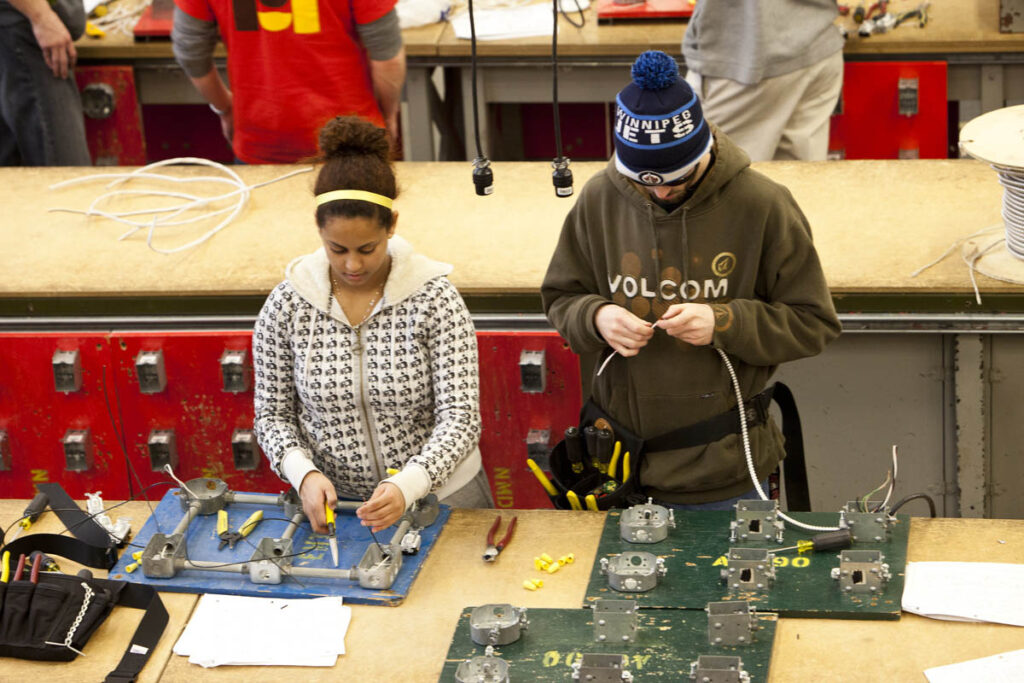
[1,551,10,583]
[325,502,339,567]
[608,441,622,481]
[526,458,558,497]
[8,492,49,544]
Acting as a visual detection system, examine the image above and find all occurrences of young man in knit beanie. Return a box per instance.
[542,51,841,509]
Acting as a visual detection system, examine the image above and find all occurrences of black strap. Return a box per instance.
[645,385,775,453]
[3,532,117,570]
[102,581,169,683]
[771,382,810,511]
[38,482,118,548]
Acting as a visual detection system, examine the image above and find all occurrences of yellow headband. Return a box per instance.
[315,189,394,209]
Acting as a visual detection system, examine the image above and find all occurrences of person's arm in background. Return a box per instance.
[9,0,75,78]
[356,9,405,143]
[171,7,234,143]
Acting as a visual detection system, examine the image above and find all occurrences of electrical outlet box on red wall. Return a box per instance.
[829,61,948,160]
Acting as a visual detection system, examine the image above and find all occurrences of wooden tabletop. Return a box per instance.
[4,499,1024,680]
[74,0,445,60]
[75,0,1024,62]
[434,0,1024,58]
[1,159,1017,300]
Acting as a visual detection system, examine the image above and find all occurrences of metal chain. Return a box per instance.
[45,582,93,656]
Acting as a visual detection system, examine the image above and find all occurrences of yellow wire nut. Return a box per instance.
[562,553,575,565]
[132,551,143,561]
[125,562,139,573]
[532,579,543,588]
[540,553,554,564]
[522,579,541,591]
[534,557,550,571]
[545,562,561,574]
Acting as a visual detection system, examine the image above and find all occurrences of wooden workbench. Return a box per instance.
[433,0,1024,59]
[0,160,1015,302]
[3,500,1023,680]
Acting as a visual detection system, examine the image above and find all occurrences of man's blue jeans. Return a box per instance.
[0,18,91,166]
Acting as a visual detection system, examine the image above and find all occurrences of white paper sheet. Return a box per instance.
[452,0,590,41]
[925,648,1024,683]
[174,594,352,668]
[902,561,1024,626]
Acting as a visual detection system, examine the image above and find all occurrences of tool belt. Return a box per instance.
[544,382,806,511]
[1,483,168,681]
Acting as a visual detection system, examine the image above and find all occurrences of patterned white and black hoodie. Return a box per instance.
[253,235,482,509]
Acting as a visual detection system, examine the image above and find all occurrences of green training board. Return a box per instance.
[583,509,909,620]
[440,606,777,681]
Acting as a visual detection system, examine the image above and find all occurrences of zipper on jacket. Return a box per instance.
[352,325,384,483]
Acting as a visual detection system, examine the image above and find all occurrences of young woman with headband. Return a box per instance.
[253,116,491,534]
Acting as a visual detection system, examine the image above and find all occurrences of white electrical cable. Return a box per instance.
[596,319,662,377]
[163,464,197,501]
[878,444,898,512]
[716,347,840,532]
[49,157,313,254]
[911,165,1024,303]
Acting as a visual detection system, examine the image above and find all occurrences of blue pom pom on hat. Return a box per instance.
[614,50,712,186]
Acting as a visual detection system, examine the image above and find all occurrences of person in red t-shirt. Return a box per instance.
[171,0,405,164]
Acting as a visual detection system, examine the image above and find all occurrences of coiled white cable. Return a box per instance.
[49,157,312,254]
[716,347,840,532]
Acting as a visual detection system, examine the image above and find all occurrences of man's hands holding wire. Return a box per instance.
[594,304,655,356]
[658,303,715,346]
[299,471,337,534]
[357,482,405,533]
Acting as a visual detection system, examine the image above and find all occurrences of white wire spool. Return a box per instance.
[959,105,1024,267]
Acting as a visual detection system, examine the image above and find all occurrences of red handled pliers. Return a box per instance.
[483,515,517,562]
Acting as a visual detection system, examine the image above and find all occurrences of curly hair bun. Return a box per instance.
[318,116,390,161]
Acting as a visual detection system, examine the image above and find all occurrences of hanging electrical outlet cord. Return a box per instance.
[48,158,312,254]
[467,0,494,195]
[549,0,581,197]
[911,165,1024,303]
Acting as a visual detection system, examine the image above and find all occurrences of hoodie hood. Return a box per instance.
[606,122,752,215]
[285,234,453,316]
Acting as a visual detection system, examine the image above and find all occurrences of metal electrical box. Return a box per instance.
[829,61,947,159]
[52,349,83,393]
[147,429,178,471]
[74,65,146,166]
[62,429,93,472]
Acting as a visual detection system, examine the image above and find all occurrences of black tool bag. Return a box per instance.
[1,482,169,682]
[544,382,804,511]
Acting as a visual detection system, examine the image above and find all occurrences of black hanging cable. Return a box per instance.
[102,366,160,532]
[889,493,937,517]
[468,0,493,195]
[550,0,573,197]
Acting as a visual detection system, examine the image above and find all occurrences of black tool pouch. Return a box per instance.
[545,383,795,511]
[546,399,649,511]
[1,483,169,681]
[0,572,116,662]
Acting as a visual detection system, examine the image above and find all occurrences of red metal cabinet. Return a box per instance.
[829,61,948,159]
[0,330,582,507]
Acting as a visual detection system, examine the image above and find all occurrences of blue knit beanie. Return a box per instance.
[614,51,712,186]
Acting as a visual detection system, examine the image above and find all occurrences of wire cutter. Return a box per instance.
[483,515,517,562]
[217,509,263,550]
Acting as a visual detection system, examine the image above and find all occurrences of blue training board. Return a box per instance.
[110,488,450,605]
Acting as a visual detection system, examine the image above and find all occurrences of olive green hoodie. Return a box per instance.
[542,128,841,504]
